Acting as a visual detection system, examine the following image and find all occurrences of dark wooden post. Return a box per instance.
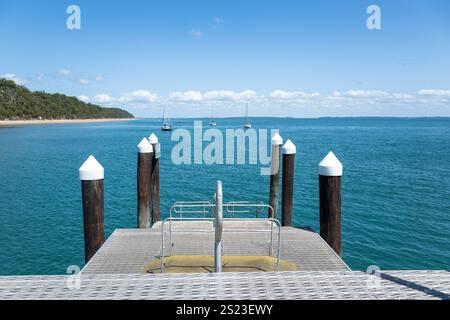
[281,139,296,226]
[149,133,161,224]
[268,133,283,219]
[137,138,153,228]
[319,151,343,256]
[79,155,105,263]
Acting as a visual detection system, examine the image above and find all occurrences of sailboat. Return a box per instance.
[244,102,251,129]
[209,109,217,126]
[161,105,172,131]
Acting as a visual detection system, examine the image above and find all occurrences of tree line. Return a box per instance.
[0,79,134,120]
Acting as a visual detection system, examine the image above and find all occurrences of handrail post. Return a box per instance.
[160,219,166,272]
[214,180,223,272]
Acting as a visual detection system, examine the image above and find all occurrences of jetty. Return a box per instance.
[0,133,449,300]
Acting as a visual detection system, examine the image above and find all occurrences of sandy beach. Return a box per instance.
[0,118,135,127]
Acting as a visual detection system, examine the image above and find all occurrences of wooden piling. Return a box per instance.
[281,140,296,226]
[79,155,105,263]
[137,138,153,228]
[319,151,343,256]
[149,133,161,224]
[268,133,283,219]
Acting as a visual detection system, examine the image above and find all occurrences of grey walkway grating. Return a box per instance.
[0,271,449,300]
[81,225,349,274]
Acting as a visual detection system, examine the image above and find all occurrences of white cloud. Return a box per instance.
[269,90,321,100]
[418,89,450,97]
[95,76,105,82]
[78,90,158,108]
[342,90,389,98]
[204,90,257,101]
[78,95,91,103]
[331,90,342,97]
[169,90,203,102]
[119,90,158,104]
[59,68,71,76]
[93,93,114,103]
[188,29,203,38]
[169,88,433,106]
[1,73,27,85]
[392,93,414,100]
[238,90,258,100]
[45,86,450,117]
[79,78,89,85]
[169,90,257,102]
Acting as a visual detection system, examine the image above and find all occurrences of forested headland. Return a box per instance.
[0,79,133,120]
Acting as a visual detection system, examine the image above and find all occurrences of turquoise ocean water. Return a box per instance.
[0,118,449,275]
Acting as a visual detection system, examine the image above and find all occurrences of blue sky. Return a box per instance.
[1,0,450,117]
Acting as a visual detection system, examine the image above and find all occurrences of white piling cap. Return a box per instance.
[318,151,343,176]
[79,155,104,181]
[149,133,158,144]
[137,138,153,153]
[282,139,296,155]
[271,132,283,146]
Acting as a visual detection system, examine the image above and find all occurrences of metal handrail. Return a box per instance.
[170,200,213,219]
[167,201,275,248]
[226,201,265,217]
[225,202,274,219]
[159,217,281,273]
[169,201,273,219]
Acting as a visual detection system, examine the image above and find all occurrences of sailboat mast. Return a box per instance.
[245,102,248,124]
[162,105,166,124]
[243,102,251,129]
[161,104,173,131]
[245,103,248,123]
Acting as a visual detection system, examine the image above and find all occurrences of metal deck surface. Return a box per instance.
[1,271,449,300]
[81,222,349,274]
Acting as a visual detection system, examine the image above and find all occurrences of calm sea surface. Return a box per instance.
[0,118,449,275]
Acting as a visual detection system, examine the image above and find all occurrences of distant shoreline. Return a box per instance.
[132,116,450,121]
[0,118,135,127]
[1,117,448,127]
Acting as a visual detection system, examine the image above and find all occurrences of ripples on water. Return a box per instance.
[0,118,449,275]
